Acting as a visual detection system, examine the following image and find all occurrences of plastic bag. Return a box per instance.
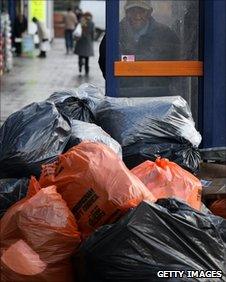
[131,158,202,210]
[209,199,226,219]
[73,23,82,38]
[39,142,155,238]
[64,120,122,157]
[47,84,104,105]
[95,96,201,172]
[47,84,104,122]
[0,101,71,178]
[40,40,50,52]
[0,178,29,218]
[1,185,81,282]
[123,139,201,172]
[80,199,226,282]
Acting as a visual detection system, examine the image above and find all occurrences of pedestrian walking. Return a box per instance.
[32,17,49,58]
[74,6,83,22]
[74,12,95,76]
[64,7,78,54]
[13,14,28,56]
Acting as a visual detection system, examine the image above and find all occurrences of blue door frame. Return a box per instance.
[202,0,226,147]
[106,0,119,97]
[106,0,226,148]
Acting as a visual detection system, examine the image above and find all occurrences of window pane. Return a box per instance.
[118,77,198,121]
[118,0,200,121]
[119,0,199,60]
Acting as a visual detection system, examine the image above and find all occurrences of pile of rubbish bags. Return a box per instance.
[78,199,226,282]
[94,96,202,172]
[1,84,225,282]
[1,185,81,282]
[38,142,154,238]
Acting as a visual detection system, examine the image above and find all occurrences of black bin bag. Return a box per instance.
[0,102,71,178]
[95,96,202,172]
[47,83,104,122]
[64,120,122,157]
[79,199,226,282]
[124,139,201,172]
[0,178,28,218]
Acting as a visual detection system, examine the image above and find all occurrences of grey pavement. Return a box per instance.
[0,38,105,124]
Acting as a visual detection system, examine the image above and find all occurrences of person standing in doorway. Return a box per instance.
[74,12,95,76]
[118,0,180,97]
[64,7,78,54]
[32,17,49,58]
[98,0,180,96]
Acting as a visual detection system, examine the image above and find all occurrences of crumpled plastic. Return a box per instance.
[131,158,202,210]
[95,96,201,172]
[0,178,29,218]
[64,119,122,157]
[0,101,71,178]
[1,184,81,282]
[39,142,155,238]
[79,199,226,282]
[47,83,104,122]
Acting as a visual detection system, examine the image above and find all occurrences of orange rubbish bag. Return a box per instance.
[131,158,202,210]
[39,142,155,237]
[0,185,81,282]
[209,199,226,219]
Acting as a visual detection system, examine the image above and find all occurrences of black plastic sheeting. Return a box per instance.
[0,178,29,218]
[95,96,202,172]
[47,84,104,122]
[64,120,122,157]
[123,140,201,171]
[79,199,226,282]
[0,102,71,179]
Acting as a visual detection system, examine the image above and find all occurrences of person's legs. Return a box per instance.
[38,50,46,58]
[78,56,83,73]
[65,30,70,54]
[15,42,22,56]
[69,30,73,52]
[85,57,89,75]
[42,51,46,57]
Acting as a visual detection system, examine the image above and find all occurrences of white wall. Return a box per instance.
[80,0,106,30]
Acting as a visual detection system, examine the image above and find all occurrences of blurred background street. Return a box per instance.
[0,38,105,123]
[0,0,106,124]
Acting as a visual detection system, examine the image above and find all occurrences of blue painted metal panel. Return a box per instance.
[203,0,226,147]
[106,0,119,97]
[8,0,16,27]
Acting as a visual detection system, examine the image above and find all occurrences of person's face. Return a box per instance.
[126,7,150,31]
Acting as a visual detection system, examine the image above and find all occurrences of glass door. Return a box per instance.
[109,0,202,122]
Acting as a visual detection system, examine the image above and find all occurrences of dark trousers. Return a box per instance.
[79,56,89,74]
[15,42,22,56]
[39,51,46,57]
[65,29,73,52]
